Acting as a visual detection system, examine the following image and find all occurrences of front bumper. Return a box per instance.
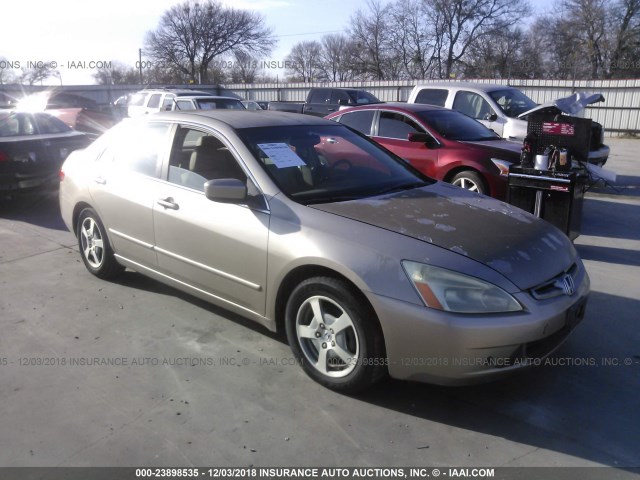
[367,266,590,385]
[587,145,609,166]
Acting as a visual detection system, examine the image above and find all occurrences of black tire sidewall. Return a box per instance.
[285,276,385,393]
[76,208,122,279]
[452,170,487,195]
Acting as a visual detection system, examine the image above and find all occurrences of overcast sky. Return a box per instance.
[0,0,555,85]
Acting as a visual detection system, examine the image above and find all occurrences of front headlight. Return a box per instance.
[490,158,511,176]
[402,261,522,313]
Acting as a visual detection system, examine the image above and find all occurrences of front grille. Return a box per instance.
[530,263,578,300]
[509,297,587,364]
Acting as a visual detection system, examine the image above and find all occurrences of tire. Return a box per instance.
[451,170,487,195]
[76,208,124,279]
[285,276,386,393]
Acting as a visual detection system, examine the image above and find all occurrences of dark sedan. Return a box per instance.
[1,111,91,195]
[326,103,522,199]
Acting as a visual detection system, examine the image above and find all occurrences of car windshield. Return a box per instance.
[239,125,432,205]
[489,89,538,118]
[416,110,500,141]
[196,98,245,110]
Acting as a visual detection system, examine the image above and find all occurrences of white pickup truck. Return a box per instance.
[407,82,609,166]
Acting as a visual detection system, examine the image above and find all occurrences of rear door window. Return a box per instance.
[414,89,448,107]
[147,94,162,109]
[102,122,171,178]
[338,111,375,135]
[308,89,330,104]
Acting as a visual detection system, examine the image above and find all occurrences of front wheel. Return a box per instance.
[451,170,487,195]
[285,276,386,393]
[77,208,124,279]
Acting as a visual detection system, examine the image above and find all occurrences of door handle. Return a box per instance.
[94,177,106,185]
[327,108,335,112]
[157,197,179,210]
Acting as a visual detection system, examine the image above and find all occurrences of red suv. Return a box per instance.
[326,103,521,199]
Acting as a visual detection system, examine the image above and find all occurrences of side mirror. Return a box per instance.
[338,99,349,106]
[484,112,498,122]
[408,132,438,148]
[204,178,247,203]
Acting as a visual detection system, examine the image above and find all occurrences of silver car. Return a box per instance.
[59,111,589,392]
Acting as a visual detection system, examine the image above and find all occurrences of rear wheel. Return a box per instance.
[285,276,386,393]
[77,208,124,279]
[451,170,487,195]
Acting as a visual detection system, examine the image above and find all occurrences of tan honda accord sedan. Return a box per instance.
[59,111,589,392]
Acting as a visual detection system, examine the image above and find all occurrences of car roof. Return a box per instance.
[149,110,336,129]
[413,82,513,92]
[175,95,241,100]
[134,89,211,96]
[331,102,449,115]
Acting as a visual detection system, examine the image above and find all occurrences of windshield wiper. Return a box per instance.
[375,181,427,196]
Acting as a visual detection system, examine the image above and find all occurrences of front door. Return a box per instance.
[152,126,269,316]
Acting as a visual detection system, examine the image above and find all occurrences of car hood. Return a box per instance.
[460,139,522,157]
[311,183,576,290]
[517,92,605,118]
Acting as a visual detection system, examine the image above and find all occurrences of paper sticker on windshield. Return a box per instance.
[258,143,306,169]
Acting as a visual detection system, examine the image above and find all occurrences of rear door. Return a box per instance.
[152,125,269,316]
[89,121,173,267]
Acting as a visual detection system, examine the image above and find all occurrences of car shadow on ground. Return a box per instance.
[0,190,68,231]
[580,197,640,241]
[356,289,640,469]
[110,270,287,344]
[107,266,640,469]
[586,173,640,198]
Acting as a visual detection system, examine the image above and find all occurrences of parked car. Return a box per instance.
[407,82,609,166]
[127,89,244,117]
[59,111,589,392]
[1,111,90,195]
[269,87,382,117]
[326,103,521,199]
[15,92,118,139]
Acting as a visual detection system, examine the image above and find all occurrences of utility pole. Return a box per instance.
[139,49,143,85]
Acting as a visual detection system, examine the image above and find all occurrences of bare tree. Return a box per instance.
[464,27,526,78]
[93,62,139,85]
[0,57,17,85]
[145,0,275,84]
[317,34,358,81]
[285,41,323,82]
[20,62,59,85]
[388,0,438,79]
[426,0,531,79]
[608,0,640,77]
[557,0,607,78]
[349,0,393,80]
[230,51,259,83]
